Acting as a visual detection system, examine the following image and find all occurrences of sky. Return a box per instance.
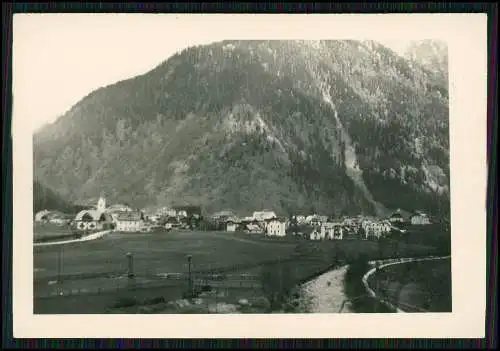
[13,14,413,134]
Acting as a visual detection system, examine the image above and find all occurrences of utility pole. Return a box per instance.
[126,252,134,279]
[57,246,63,283]
[187,255,193,297]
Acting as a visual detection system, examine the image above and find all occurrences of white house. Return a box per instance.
[411,212,431,225]
[266,218,286,237]
[115,211,144,232]
[321,222,344,240]
[309,229,322,241]
[295,215,306,224]
[106,204,134,213]
[177,210,188,218]
[157,207,177,217]
[252,211,277,221]
[226,221,238,232]
[363,219,392,240]
[305,215,317,224]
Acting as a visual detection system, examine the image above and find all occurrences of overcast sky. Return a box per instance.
[13,14,413,134]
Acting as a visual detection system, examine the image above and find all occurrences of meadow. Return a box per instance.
[33,222,76,240]
[33,229,441,313]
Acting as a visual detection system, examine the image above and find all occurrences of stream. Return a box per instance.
[297,265,353,313]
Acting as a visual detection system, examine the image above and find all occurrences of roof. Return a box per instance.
[48,211,73,220]
[107,204,133,211]
[267,217,287,222]
[116,212,142,221]
[212,210,234,218]
[75,210,104,221]
[34,210,51,220]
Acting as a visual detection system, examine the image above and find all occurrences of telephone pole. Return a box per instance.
[57,246,63,283]
[187,255,193,297]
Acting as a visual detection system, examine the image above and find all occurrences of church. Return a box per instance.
[73,197,113,231]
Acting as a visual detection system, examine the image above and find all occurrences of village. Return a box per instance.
[34,196,434,242]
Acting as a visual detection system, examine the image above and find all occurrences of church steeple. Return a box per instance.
[97,196,106,212]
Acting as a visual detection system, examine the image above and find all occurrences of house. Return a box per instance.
[226,220,238,232]
[212,210,234,220]
[74,209,113,231]
[389,212,405,223]
[145,214,161,224]
[34,210,51,222]
[321,222,344,240]
[309,228,322,241]
[177,210,188,218]
[296,215,306,224]
[47,212,72,225]
[266,218,287,237]
[115,211,144,232]
[362,219,392,240]
[410,212,431,225]
[164,216,179,230]
[245,223,262,234]
[305,215,316,224]
[106,204,134,213]
[318,215,328,224]
[157,207,177,217]
[252,211,277,221]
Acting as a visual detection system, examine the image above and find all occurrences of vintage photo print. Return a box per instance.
[12,13,487,338]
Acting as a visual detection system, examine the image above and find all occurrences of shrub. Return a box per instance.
[143,296,166,305]
[111,297,139,309]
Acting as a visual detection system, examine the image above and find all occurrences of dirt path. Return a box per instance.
[297,265,353,313]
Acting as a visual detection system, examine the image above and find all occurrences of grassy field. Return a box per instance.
[368,258,452,312]
[34,222,74,238]
[34,229,441,314]
[34,230,298,280]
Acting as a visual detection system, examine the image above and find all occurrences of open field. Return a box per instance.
[34,222,74,238]
[34,229,441,313]
[34,230,297,280]
[368,257,452,312]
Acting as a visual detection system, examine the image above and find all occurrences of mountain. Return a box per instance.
[33,180,76,214]
[404,40,448,84]
[33,40,450,217]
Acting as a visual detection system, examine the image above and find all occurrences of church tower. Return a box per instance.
[97,197,106,212]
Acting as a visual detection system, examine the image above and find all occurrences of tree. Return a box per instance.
[259,264,296,311]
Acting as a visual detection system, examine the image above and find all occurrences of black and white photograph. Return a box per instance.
[12,14,487,338]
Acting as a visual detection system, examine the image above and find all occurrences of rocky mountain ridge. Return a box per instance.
[33,40,450,217]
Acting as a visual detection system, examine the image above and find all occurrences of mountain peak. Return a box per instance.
[34,40,450,216]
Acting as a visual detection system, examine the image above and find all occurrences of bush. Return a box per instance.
[143,296,166,305]
[111,297,139,308]
[259,264,296,311]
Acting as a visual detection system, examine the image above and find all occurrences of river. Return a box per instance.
[296,265,353,313]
